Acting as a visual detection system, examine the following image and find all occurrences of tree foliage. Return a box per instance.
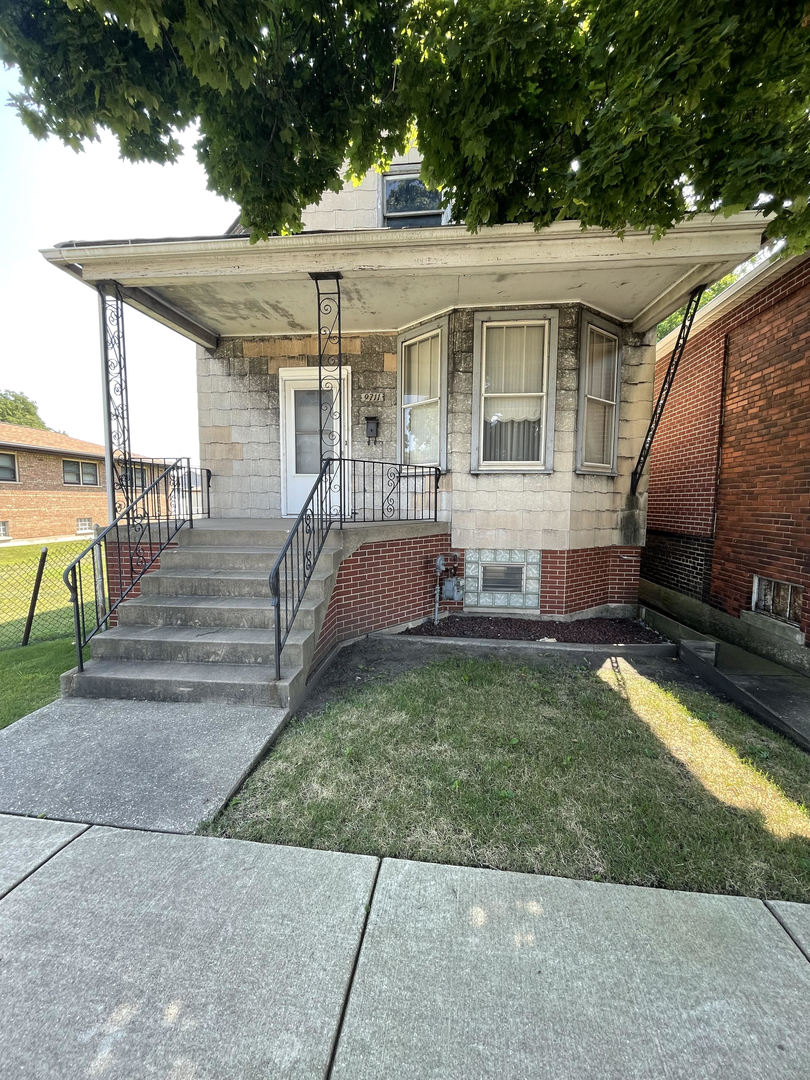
[0,390,48,429]
[1,1,808,247]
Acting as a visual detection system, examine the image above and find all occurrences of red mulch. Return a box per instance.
[401,614,663,644]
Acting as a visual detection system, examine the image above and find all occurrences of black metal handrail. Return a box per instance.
[63,458,211,671]
[269,457,441,679]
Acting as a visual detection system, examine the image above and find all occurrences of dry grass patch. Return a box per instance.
[203,657,810,901]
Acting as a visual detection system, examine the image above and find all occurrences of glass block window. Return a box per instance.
[0,452,17,482]
[754,575,804,625]
[76,517,93,534]
[480,322,549,466]
[0,521,9,538]
[464,549,541,610]
[579,323,620,472]
[402,330,441,466]
[384,175,443,229]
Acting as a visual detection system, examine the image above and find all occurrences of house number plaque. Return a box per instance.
[360,392,384,403]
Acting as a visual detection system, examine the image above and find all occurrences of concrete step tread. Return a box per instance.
[77,659,278,686]
[152,567,333,581]
[96,625,311,646]
[125,593,320,609]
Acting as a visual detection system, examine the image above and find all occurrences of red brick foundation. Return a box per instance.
[105,540,176,626]
[539,546,641,616]
[313,533,463,669]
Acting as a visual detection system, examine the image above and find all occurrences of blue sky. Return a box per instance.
[0,65,234,459]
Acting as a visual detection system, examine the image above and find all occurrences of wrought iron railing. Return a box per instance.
[63,458,211,671]
[269,457,440,678]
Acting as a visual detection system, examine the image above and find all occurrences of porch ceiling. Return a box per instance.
[41,213,767,345]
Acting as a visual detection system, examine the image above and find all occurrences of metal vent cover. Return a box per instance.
[481,563,525,593]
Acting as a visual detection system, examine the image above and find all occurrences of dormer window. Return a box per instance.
[383,174,443,229]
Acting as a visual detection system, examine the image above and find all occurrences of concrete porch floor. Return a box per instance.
[1,818,808,1079]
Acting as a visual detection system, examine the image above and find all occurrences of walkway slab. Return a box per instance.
[0,697,287,831]
[0,813,87,899]
[332,859,810,1079]
[0,828,377,1079]
[770,900,810,959]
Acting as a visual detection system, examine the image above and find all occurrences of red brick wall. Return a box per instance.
[313,534,463,669]
[0,451,108,540]
[645,256,810,645]
[105,540,176,626]
[539,547,641,616]
[708,278,810,641]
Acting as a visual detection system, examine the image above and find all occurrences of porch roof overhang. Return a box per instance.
[41,213,768,346]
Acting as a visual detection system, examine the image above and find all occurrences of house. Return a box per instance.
[40,156,768,705]
[0,423,109,541]
[641,253,810,676]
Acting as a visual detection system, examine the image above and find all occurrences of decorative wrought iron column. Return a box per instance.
[97,282,133,517]
[309,271,344,521]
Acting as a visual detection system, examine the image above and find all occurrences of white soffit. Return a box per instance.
[41,213,767,342]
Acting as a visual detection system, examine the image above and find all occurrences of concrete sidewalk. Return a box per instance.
[1,816,808,1079]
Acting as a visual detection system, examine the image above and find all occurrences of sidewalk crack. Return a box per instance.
[0,820,93,902]
[764,899,810,964]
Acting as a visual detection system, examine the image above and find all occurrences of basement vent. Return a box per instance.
[481,564,525,593]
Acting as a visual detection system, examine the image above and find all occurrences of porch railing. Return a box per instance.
[269,457,440,679]
[63,458,211,672]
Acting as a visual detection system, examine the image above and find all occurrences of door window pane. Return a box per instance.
[294,389,321,474]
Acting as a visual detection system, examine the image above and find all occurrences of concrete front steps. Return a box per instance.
[62,519,342,709]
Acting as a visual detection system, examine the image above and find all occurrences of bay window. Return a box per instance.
[472,310,558,471]
[578,319,620,473]
[398,319,448,468]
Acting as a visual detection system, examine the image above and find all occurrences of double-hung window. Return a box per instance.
[578,319,620,473]
[0,452,17,482]
[398,319,448,468]
[473,310,558,471]
[63,459,99,486]
[383,174,443,229]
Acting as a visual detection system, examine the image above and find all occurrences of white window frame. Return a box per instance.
[577,314,622,475]
[380,168,448,229]
[471,309,559,473]
[63,458,99,486]
[0,451,18,482]
[397,316,449,470]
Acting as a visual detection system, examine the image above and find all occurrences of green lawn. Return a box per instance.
[0,539,96,649]
[204,656,810,902]
[0,637,77,730]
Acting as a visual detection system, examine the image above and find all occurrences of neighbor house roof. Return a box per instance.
[41,213,769,345]
[656,252,810,356]
[0,422,106,459]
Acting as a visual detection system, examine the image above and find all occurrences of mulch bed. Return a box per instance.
[402,614,663,644]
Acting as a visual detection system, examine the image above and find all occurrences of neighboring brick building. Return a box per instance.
[0,423,109,541]
[641,254,810,674]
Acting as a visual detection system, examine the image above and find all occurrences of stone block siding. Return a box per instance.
[538,546,641,616]
[105,541,176,627]
[0,450,107,540]
[312,533,463,670]
[645,257,810,645]
[640,531,714,602]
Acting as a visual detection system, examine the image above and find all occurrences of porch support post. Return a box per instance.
[630,284,705,496]
[97,282,133,517]
[309,271,344,521]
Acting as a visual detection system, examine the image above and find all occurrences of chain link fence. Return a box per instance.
[0,539,98,650]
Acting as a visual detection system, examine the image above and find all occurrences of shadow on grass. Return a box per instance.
[205,653,810,902]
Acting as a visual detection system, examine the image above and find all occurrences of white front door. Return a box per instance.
[280,367,351,516]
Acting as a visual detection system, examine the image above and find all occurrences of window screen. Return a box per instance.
[754,575,803,625]
[402,330,441,465]
[481,323,547,465]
